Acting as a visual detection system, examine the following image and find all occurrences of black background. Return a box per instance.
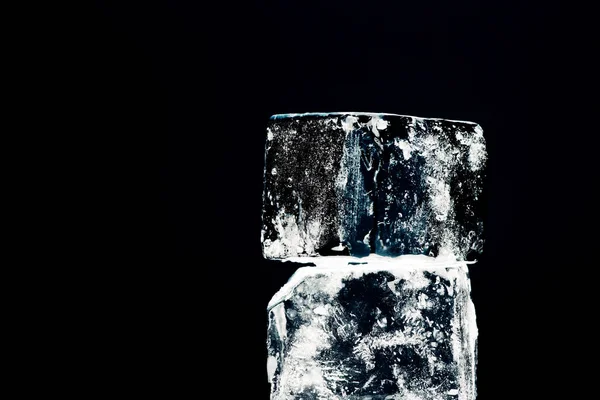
[84,1,591,398]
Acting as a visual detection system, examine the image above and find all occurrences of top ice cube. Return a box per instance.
[261,112,486,261]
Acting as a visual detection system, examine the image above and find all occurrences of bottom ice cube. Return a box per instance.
[267,255,477,400]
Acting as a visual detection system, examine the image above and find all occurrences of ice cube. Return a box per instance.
[261,113,486,261]
[266,255,478,400]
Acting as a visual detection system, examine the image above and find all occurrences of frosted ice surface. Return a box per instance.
[267,255,478,400]
[261,113,486,261]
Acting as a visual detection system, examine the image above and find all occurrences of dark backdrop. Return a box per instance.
[85,1,590,398]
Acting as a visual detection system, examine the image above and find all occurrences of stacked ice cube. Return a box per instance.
[262,112,486,400]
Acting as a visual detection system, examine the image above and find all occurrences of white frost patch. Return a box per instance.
[330,243,346,252]
[267,355,277,383]
[306,220,322,249]
[267,127,274,141]
[426,176,451,222]
[275,323,334,399]
[262,212,303,258]
[363,230,371,245]
[341,115,358,133]
[262,209,323,259]
[456,125,487,172]
[468,140,486,172]
[395,138,414,160]
[271,303,287,344]
[367,115,389,137]
[291,324,325,357]
[313,305,329,316]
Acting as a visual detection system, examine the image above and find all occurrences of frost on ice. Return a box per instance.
[266,256,478,400]
[261,112,487,261]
